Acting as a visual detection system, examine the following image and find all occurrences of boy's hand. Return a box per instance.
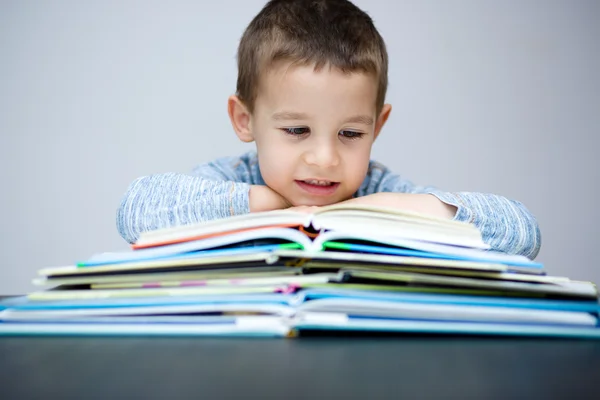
[340,193,457,219]
[249,185,292,212]
[286,205,321,214]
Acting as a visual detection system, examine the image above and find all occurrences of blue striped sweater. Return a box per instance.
[117,151,541,259]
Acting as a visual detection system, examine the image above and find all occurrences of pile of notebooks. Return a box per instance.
[1,204,599,338]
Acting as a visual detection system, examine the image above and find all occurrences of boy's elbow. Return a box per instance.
[523,211,542,260]
[484,199,542,260]
[511,200,542,260]
[115,176,153,244]
[116,199,136,245]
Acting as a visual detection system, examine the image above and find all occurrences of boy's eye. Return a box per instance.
[339,130,364,140]
[282,127,310,136]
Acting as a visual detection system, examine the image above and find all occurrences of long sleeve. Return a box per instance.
[117,152,541,259]
[356,161,542,259]
[116,154,259,244]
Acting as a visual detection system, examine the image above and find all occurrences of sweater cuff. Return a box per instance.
[228,181,251,216]
[427,191,475,225]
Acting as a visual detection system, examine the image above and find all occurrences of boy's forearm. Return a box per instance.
[340,192,541,259]
[116,172,291,244]
[249,185,291,213]
[362,168,541,259]
[429,191,541,259]
[423,191,541,259]
[339,193,457,219]
[117,173,251,244]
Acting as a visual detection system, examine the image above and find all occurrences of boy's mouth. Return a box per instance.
[295,179,340,196]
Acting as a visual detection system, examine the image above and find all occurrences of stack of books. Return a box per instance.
[1,204,599,338]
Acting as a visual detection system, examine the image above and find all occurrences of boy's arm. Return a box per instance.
[348,165,541,259]
[116,155,287,244]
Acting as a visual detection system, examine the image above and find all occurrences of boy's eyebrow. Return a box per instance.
[272,112,374,126]
[343,115,374,126]
[272,111,309,121]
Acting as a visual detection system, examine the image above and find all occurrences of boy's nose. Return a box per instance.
[303,141,341,168]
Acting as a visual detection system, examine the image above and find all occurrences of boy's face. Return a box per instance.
[230,63,391,207]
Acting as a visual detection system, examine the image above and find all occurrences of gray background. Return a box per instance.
[0,0,598,295]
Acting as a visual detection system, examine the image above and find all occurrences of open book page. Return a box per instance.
[39,250,281,278]
[318,241,539,268]
[89,273,336,290]
[85,228,311,266]
[34,267,302,287]
[312,231,492,254]
[339,269,598,299]
[133,203,484,249]
[295,297,597,326]
[273,249,510,272]
[313,203,471,228]
[26,285,282,301]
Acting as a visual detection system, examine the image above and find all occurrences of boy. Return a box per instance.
[117,0,541,259]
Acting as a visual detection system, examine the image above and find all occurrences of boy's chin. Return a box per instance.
[287,197,350,208]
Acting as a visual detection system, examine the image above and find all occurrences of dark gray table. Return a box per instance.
[1,334,600,399]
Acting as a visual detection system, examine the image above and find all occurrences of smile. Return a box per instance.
[303,179,334,186]
[295,180,340,196]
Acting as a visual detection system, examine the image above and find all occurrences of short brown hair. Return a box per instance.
[236,0,388,114]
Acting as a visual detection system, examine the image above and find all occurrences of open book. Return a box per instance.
[132,204,488,250]
[81,203,539,271]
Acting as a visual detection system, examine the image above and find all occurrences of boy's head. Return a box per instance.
[228,0,392,207]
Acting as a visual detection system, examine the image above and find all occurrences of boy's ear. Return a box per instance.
[228,95,254,143]
[373,103,392,140]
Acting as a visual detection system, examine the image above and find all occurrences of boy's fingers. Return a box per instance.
[288,205,319,213]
